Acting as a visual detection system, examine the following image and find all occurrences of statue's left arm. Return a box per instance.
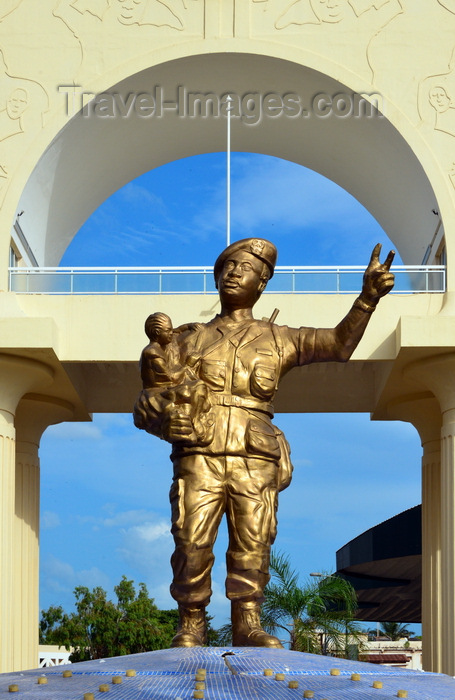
[312,244,395,362]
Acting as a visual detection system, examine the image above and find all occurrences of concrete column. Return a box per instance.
[0,355,53,674]
[387,393,442,672]
[405,354,455,676]
[13,395,73,672]
[422,433,442,672]
[441,407,455,675]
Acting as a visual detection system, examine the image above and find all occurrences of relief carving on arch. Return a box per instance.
[0,1,51,208]
[0,0,204,108]
[275,0,398,28]
[0,1,25,21]
[52,0,205,85]
[54,0,186,31]
[251,0,402,84]
[0,66,49,207]
[367,2,455,123]
[0,1,80,106]
[418,49,455,196]
[0,0,205,209]
[365,2,455,198]
[438,0,455,13]
[419,55,455,139]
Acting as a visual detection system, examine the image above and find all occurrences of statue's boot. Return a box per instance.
[231,600,283,648]
[171,605,207,647]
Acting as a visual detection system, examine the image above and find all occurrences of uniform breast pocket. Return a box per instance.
[200,360,226,391]
[250,364,276,400]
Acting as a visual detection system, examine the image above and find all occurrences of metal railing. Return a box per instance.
[8,265,446,295]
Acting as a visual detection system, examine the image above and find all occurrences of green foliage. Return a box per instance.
[377,621,412,641]
[40,576,180,661]
[213,622,233,647]
[261,551,365,656]
[205,614,222,647]
[39,605,66,645]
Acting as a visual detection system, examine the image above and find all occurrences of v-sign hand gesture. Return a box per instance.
[362,243,395,303]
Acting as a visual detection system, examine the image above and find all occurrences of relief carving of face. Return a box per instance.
[115,0,146,25]
[309,0,350,23]
[6,88,28,120]
[430,86,452,113]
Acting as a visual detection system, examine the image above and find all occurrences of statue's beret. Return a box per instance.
[214,238,277,281]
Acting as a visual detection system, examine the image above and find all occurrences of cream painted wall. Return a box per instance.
[11,291,444,363]
[0,1,453,284]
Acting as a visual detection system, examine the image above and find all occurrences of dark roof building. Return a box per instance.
[336,505,421,623]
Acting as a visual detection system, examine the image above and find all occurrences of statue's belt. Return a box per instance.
[210,393,274,417]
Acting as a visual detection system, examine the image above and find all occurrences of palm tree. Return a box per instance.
[373,621,412,641]
[261,551,365,655]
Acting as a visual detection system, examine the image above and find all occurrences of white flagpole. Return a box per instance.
[226,95,232,248]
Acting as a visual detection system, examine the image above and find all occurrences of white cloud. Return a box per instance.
[41,555,111,598]
[74,508,170,531]
[192,155,370,238]
[44,421,102,441]
[140,547,231,619]
[211,579,228,606]
[77,566,111,591]
[44,413,133,442]
[102,509,157,528]
[148,582,174,610]
[115,515,173,591]
[119,182,165,211]
[41,511,61,530]
[94,414,132,430]
[117,516,172,555]
[130,521,171,543]
[205,580,230,627]
[42,555,75,590]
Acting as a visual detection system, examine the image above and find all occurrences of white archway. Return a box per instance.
[1,21,454,676]
[16,53,440,272]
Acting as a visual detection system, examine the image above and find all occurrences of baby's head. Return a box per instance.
[145,312,173,345]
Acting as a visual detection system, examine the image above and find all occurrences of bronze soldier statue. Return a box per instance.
[134,237,394,649]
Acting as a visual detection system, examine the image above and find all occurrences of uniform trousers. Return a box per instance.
[169,453,279,607]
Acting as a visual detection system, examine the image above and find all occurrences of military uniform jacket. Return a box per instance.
[172,314,320,462]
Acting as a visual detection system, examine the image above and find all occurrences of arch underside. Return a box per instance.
[18,53,438,268]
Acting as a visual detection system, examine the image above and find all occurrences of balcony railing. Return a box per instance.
[9,265,446,295]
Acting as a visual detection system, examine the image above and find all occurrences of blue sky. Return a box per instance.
[39,152,421,634]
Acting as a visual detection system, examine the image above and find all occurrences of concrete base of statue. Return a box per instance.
[2,646,455,698]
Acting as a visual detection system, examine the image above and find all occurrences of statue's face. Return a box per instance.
[310,0,349,23]
[218,250,266,306]
[430,86,451,113]
[156,319,173,345]
[115,0,146,25]
[6,88,28,120]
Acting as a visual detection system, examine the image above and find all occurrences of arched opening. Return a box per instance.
[59,152,400,268]
[14,53,439,271]
[37,151,422,635]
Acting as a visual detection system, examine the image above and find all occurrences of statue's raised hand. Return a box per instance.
[362,243,395,304]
